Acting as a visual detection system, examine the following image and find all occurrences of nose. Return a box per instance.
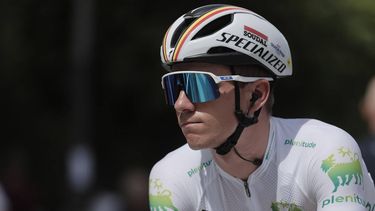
[174,91,195,112]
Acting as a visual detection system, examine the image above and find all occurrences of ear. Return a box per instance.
[242,80,270,113]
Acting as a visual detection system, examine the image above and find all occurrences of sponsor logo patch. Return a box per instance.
[271,201,302,211]
[284,139,316,148]
[216,32,286,73]
[321,147,363,193]
[321,193,375,210]
[149,179,178,211]
[243,25,268,47]
[187,160,212,177]
[270,42,285,58]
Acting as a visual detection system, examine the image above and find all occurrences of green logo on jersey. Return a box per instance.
[321,193,375,210]
[149,179,178,211]
[284,139,316,148]
[271,201,302,211]
[320,147,363,193]
[187,159,212,177]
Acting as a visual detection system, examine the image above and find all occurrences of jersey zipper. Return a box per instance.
[243,180,251,197]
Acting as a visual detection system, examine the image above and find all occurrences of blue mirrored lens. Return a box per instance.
[162,73,220,106]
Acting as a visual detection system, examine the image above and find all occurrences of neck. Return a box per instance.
[213,114,271,180]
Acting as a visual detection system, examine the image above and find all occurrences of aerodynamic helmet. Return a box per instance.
[160,4,292,77]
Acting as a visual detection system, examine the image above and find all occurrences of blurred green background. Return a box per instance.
[0,0,374,210]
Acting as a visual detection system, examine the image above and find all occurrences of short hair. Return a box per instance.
[232,65,275,114]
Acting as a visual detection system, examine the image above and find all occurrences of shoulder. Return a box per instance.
[150,144,212,179]
[272,118,358,180]
[300,119,359,153]
[273,117,356,148]
[273,118,375,206]
[149,144,214,209]
[273,117,360,166]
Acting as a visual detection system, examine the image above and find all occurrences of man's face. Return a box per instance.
[171,63,238,150]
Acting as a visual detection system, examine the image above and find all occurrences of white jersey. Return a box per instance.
[149,117,375,211]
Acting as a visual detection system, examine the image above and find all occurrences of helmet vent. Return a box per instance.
[170,18,196,48]
[207,46,236,54]
[185,4,227,18]
[192,14,233,40]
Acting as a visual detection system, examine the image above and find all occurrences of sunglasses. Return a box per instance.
[161,71,273,106]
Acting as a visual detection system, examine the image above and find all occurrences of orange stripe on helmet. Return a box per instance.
[172,6,243,62]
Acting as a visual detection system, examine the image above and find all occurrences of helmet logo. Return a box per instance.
[219,76,233,80]
[243,25,268,47]
[270,42,285,58]
[216,32,287,73]
[168,49,173,57]
[161,5,293,76]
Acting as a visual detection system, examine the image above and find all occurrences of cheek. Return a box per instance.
[205,89,237,137]
[214,115,236,137]
[217,84,236,118]
[200,112,236,146]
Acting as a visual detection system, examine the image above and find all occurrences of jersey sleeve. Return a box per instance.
[148,146,202,211]
[307,129,375,211]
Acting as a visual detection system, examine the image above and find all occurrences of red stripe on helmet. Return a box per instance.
[244,25,268,41]
[172,6,242,61]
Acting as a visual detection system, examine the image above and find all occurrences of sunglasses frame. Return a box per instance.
[161,71,274,88]
[161,70,274,105]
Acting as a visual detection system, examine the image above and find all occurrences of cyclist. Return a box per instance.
[359,76,375,180]
[149,4,375,211]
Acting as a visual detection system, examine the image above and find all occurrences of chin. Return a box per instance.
[185,134,205,150]
[186,142,204,150]
[185,135,208,150]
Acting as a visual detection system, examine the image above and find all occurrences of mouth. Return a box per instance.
[180,121,202,128]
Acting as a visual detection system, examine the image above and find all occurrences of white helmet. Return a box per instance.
[160,4,293,77]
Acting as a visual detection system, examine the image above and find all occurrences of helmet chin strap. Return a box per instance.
[215,66,261,156]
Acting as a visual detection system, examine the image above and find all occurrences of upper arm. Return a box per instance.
[309,133,375,210]
[149,159,198,210]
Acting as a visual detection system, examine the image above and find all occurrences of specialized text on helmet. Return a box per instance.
[216,32,286,73]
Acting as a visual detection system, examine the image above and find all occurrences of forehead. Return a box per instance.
[171,62,231,75]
